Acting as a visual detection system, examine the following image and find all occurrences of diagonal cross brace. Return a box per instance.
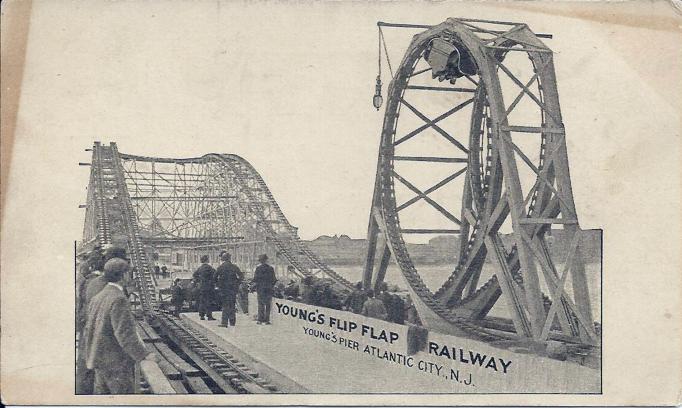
[495,59,562,124]
[392,170,462,225]
[398,98,471,154]
[396,166,468,212]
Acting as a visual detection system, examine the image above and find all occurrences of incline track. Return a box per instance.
[86,142,279,393]
[117,152,354,293]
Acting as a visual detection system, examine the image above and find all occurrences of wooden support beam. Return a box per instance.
[485,235,532,337]
[373,243,392,292]
[540,234,581,341]
[396,167,468,212]
[401,98,470,154]
[139,360,176,394]
[501,125,565,134]
[405,85,477,93]
[137,321,162,343]
[518,218,578,225]
[485,44,552,53]
[186,377,212,394]
[392,170,462,225]
[495,60,562,124]
[393,98,474,147]
[154,342,202,377]
[393,156,468,163]
[400,228,460,234]
[169,379,189,393]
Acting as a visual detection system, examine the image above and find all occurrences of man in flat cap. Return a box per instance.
[252,254,277,325]
[214,252,243,328]
[83,258,158,394]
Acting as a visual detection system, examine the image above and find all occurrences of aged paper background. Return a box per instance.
[1,0,680,405]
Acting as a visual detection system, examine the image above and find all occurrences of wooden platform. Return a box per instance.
[181,296,600,393]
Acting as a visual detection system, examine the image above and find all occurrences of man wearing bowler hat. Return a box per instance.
[253,254,277,325]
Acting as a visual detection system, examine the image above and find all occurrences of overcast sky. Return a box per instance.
[5,0,680,242]
[2,2,681,402]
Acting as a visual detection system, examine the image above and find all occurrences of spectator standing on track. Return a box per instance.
[193,255,216,321]
[253,254,277,325]
[214,252,243,328]
[83,258,158,394]
[361,289,388,320]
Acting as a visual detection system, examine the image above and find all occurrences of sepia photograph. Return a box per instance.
[1,0,680,405]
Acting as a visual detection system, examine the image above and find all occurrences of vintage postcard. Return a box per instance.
[1,0,680,406]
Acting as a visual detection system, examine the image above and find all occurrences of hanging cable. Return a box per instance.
[372,24,384,110]
[379,26,394,78]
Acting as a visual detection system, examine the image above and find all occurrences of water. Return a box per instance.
[331,263,602,323]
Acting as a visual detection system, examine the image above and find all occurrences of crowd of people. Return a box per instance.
[168,260,420,327]
[273,275,421,326]
[76,245,419,394]
[169,252,278,327]
[76,244,159,395]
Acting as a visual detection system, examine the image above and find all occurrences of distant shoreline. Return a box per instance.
[323,261,602,268]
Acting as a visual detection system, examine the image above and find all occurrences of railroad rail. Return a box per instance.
[81,141,361,393]
[81,142,294,393]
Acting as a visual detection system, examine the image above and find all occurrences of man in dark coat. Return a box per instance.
[299,276,315,304]
[361,289,388,320]
[170,278,184,317]
[76,254,107,394]
[192,255,216,320]
[253,254,277,324]
[214,252,243,327]
[83,258,157,394]
[344,281,367,314]
[387,293,405,324]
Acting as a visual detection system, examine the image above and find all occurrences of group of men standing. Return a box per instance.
[190,252,278,326]
[76,245,157,395]
[344,281,417,325]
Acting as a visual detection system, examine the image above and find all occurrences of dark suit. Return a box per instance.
[84,284,149,394]
[171,284,184,317]
[253,264,277,323]
[215,261,243,326]
[76,272,108,394]
[192,263,216,318]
